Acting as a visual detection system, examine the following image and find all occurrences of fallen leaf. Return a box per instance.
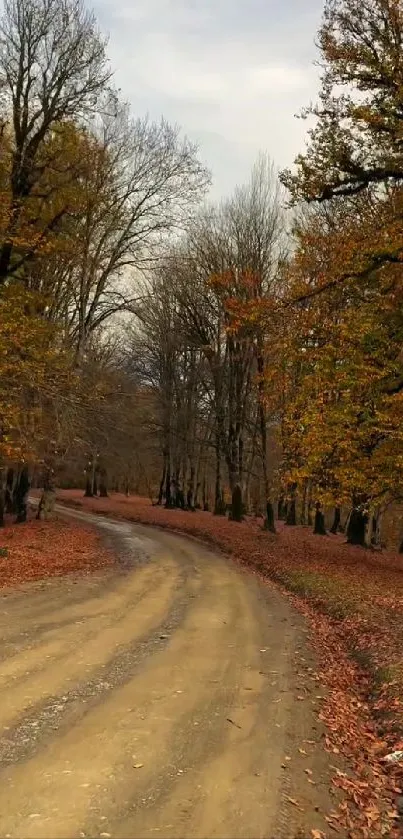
[286,796,303,811]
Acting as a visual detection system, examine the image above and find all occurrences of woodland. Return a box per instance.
[0,0,402,552]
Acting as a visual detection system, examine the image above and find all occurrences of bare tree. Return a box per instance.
[67,100,210,360]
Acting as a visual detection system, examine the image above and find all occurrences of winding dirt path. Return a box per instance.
[0,510,346,839]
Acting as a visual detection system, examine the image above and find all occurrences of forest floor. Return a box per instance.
[49,488,403,838]
[0,513,114,589]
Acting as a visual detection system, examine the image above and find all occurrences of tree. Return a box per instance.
[268,194,403,543]
[274,2,403,543]
[67,102,210,362]
[169,155,285,516]
[0,281,76,523]
[281,0,403,203]
[0,0,111,282]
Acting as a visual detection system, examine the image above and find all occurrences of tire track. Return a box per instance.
[0,515,347,839]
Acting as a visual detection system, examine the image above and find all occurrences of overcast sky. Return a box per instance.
[93,0,325,199]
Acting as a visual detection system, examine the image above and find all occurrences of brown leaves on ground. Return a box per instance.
[0,515,114,590]
[56,489,403,839]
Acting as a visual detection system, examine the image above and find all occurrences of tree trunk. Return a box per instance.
[187,463,195,510]
[330,506,341,534]
[5,468,15,513]
[278,496,287,520]
[99,469,108,498]
[299,480,308,525]
[230,483,243,522]
[372,507,384,548]
[202,477,209,512]
[37,468,56,521]
[164,462,172,508]
[214,429,225,515]
[157,458,166,505]
[300,479,312,526]
[307,483,314,527]
[15,466,30,524]
[84,456,97,497]
[313,502,326,535]
[264,500,276,533]
[256,357,276,534]
[84,476,93,497]
[194,481,201,509]
[286,500,296,526]
[0,467,6,527]
[364,505,380,548]
[347,508,367,546]
[286,484,297,526]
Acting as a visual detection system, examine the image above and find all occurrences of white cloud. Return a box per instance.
[93,0,324,198]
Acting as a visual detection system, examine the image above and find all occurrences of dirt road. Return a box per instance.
[0,511,344,839]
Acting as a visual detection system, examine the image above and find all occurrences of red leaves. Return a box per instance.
[0,516,113,589]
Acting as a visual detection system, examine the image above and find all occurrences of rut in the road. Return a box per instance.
[0,518,347,839]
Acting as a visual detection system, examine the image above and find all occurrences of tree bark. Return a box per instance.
[37,468,56,521]
[5,468,15,513]
[214,427,225,515]
[0,467,6,527]
[264,500,276,533]
[330,506,341,534]
[307,483,314,527]
[299,480,308,525]
[164,463,172,508]
[15,466,30,524]
[278,496,287,520]
[99,469,108,498]
[230,483,243,522]
[84,476,93,497]
[347,507,367,546]
[372,507,384,548]
[364,505,381,548]
[314,502,326,535]
[202,477,210,512]
[187,463,196,510]
[157,458,166,505]
[256,351,276,533]
[300,479,312,526]
[286,484,297,526]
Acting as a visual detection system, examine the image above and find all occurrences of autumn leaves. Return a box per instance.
[257,0,403,538]
[0,0,208,496]
[1,0,402,538]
